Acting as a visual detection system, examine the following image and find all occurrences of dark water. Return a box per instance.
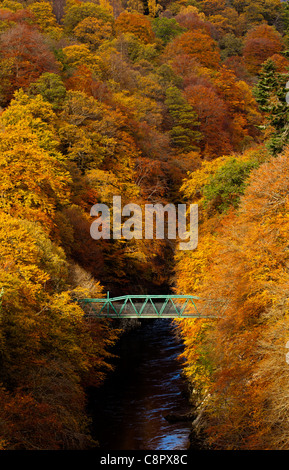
[89,319,192,450]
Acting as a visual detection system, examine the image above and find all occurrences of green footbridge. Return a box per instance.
[78,293,226,319]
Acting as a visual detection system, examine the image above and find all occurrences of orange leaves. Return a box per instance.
[0,23,58,103]
[175,6,212,35]
[175,318,214,400]
[135,156,170,200]
[211,66,262,145]
[0,386,64,450]
[239,150,289,222]
[267,53,289,73]
[1,0,287,450]
[164,30,221,69]
[184,83,232,157]
[0,208,119,449]
[175,232,221,297]
[176,147,289,448]
[243,24,284,74]
[115,11,155,44]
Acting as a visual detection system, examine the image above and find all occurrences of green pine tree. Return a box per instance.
[165,86,202,153]
[254,58,289,155]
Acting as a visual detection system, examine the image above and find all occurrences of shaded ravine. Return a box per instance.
[88,319,193,450]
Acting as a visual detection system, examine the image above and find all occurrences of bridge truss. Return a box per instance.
[78,293,226,319]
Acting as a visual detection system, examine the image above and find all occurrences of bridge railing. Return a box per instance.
[78,293,226,318]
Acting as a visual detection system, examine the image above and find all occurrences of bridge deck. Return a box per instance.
[78,294,224,319]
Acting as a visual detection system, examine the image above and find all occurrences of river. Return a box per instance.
[88,319,193,450]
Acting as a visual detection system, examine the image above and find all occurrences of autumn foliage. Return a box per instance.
[176,149,289,449]
[0,23,58,104]
[115,11,155,43]
[0,0,289,451]
[243,24,284,74]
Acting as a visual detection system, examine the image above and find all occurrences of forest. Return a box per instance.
[0,0,289,450]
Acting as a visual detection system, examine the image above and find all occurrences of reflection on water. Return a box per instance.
[89,319,192,450]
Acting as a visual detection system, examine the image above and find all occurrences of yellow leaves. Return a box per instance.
[209,14,232,35]
[45,290,117,378]
[178,5,206,20]
[27,1,62,37]
[62,44,101,71]
[2,89,57,131]
[147,0,162,17]
[175,232,220,294]
[137,74,163,99]
[0,212,69,303]
[175,147,289,448]
[1,90,65,162]
[0,91,71,228]
[112,90,163,127]
[62,89,103,125]
[15,264,49,286]
[58,121,107,169]
[86,168,120,203]
[0,213,50,307]
[59,90,141,187]
[99,0,114,14]
[0,0,23,11]
[175,318,214,397]
[0,124,70,227]
[181,155,231,203]
[181,146,268,211]
[73,16,113,49]
[49,291,84,320]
